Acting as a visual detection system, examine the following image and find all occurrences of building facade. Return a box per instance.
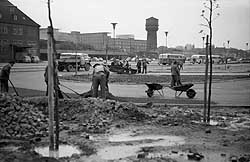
[0,0,40,62]
[39,29,146,53]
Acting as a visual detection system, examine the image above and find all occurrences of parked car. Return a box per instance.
[239,58,250,63]
[21,56,31,63]
[31,56,40,63]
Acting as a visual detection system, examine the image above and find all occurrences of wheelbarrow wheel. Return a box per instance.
[146,89,154,97]
[186,89,196,99]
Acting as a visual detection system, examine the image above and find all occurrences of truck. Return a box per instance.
[57,53,91,72]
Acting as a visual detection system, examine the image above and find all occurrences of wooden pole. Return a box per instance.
[207,0,213,123]
[203,35,209,123]
[47,26,55,154]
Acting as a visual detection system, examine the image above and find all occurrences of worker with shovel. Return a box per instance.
[0,61,15,93]
[44,62,64,99]
[92,63,110,99]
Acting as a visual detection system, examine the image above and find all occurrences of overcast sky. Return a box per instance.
[9,0,250,49]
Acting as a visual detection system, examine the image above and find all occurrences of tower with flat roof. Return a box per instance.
[145,17,158,51]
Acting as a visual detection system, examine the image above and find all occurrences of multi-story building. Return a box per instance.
[0,0,40,62]
[39,28,147,53]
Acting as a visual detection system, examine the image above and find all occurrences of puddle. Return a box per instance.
[94,133,185,160]
[35,144,81,158]
[192,115,250,131]
[147,150,229,162]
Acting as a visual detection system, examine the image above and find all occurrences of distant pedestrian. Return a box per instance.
[136,60,142,73]
[142,59,149,74]
[44,62,64,99]
[171,60,182,87]
[92,63,110,99]
[0,61,15,93]
[178,61,184,70]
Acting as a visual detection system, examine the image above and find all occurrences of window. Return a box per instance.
[13,15,17,21]
[10,7,15,13]
[2,40,8,52]
[12,25,23,35]
[0,25,8,34]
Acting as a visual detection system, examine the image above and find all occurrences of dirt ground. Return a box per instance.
[1,71,250,162]
[0,93,250,162]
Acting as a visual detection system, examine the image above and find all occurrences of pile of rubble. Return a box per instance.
[23,97,152,134]
[0,94,48,139]
[58,98,151,133]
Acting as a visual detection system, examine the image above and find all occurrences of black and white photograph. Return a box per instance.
[0,0,250,161]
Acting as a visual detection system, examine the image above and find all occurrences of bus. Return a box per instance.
[191,54,223,64]
[158,53,186,65]
[210,55,223,64]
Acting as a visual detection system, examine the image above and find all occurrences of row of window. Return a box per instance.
[0,39,36,46]
[0,24,23,35]
[0,39,37,52]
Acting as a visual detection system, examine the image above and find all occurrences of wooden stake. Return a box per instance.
[203,35,209,123]
[47,26,55,153]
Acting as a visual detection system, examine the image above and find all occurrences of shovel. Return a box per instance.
[59,83,81,96]
[8,79,19,96]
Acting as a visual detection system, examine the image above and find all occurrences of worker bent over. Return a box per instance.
[0,61,15,93]
[92,63,110,99]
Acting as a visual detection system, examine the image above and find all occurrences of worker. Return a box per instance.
[136,60,142,73]
[171,60,182,87]
[0,61,15,93]
[92,63,110,99]
[44,62,64,99]
[142,59,149,74]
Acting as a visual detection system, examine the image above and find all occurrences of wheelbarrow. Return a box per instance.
[145,83,196,99]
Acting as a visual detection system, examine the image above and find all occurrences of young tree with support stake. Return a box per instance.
[200,0,220,123]
[47,0,60,156]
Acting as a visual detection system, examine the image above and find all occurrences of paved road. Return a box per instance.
[9,70,250,106]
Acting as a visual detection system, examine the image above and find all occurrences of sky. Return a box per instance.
[8,0,250,50]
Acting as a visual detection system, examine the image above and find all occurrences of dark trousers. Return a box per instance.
[137,67,141,73]
[142,66,147,74]
[171,75,182,87]
[0,79,8,93]
[45,82,64,99]
[92,73,107,99]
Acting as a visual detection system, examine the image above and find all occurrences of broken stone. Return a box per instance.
[230,156,238,162]
[137,152,148,159]
[187,152,204,161]
[205,128,211,133]
[171,150,178,154]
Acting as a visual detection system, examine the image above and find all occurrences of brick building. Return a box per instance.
[0,0,40,62]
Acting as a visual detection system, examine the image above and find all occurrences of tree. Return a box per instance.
[200,0,220,122]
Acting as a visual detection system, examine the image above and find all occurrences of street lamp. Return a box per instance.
[202,36,205,54]
[165,31,168,48]
[111,23,117,52]
[227,40,230,57]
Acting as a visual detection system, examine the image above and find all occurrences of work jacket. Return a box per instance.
[0,64,12,80]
